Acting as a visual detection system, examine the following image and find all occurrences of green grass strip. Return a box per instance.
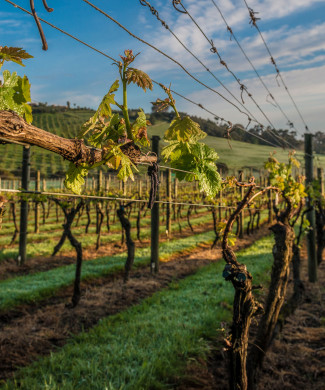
[1,235,274,390]
[0,213,269,310]
[0,229,217,311]
[0,212,213,261]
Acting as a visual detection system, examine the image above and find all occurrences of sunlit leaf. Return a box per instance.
[0,70,33,123]
[78,79,119,139]
[164,116,206,143]
[131,109,150,147]
[162,140,221,198]
[64,163,88,195]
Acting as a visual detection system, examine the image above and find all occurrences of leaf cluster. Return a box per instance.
[216,220,237,246]
[66,50,153,194]
[0,46,33,123]
[264,152,306,206]
[159,88,221,198]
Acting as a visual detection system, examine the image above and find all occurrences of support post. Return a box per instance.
[139,180,142,198]
[174,177,178,199]
[268,178,273,223]
[98,170,103,192]
[238,170,244,238]
[166,169,172,237]
[317,168,324,196]
[305,133,317,282]
[18,146,30,265]
[151,135,160,273]
[34,170,40,233]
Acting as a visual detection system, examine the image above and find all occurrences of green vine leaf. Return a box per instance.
[104,144,138,182]
[161,140,179,161]
[64,163,88,195]
[131,109,150,147]
[264,152,306,206]
[0,70,33,123]
[164,116,206,143]
[162,141,221,198]
[78,79,119,139]
[125,68,153,92]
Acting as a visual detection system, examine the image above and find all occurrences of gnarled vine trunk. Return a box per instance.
[53,199,84,307]
[117,206,135,283]
[315,200,325,265]
[247,220,295,389]
[221,185,263,390]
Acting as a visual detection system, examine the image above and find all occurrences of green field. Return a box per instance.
[1,110,322,178]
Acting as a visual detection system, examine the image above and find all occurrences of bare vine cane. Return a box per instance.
[30,0,53,51]
[52,198,84,307]
[221,182,263,390]
[117,202,135,283]
[172,0,187,13]
[224,122,233,150]
[0,196,8,230]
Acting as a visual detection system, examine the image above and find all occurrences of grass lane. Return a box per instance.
[0,213,268,310]
[0,229,216,311]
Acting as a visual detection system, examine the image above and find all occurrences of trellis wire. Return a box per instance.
[242,0,311,132]
[173,0,296,150]
[210,0,302,136]
[0,188,271,211]
[4,0,284,150]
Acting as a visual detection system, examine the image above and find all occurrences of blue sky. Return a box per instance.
[1,0,325,135]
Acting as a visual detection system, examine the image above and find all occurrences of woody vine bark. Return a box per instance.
[221,182,263,390]
[0,111,157,166]
[247,196,295,388]
[52,198,84,307]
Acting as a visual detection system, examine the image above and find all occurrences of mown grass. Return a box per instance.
[0,211,214,262]
[0,207,208,240]
[0,229,216,311]
[0,212,269,310]
[1,235,274,390]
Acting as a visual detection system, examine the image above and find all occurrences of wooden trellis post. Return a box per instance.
[166,169,172,237]
[151,135,160,273]
[238,170,244,238]
[305,133,317,282]
[18,146,30,265]
[34,170,40,233]
[317,167,324,196]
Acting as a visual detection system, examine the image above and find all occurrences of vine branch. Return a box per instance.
[0,110,157,165]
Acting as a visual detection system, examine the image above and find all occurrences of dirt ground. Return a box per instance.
[177,248,325,390]
[0,224,269,382]
[1,224,324,389]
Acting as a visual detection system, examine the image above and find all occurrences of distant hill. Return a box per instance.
[0,107,323,180]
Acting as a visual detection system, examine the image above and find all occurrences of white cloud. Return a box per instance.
[181,64,325,133]
[137,0,325,79]
[244,0,325,20]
